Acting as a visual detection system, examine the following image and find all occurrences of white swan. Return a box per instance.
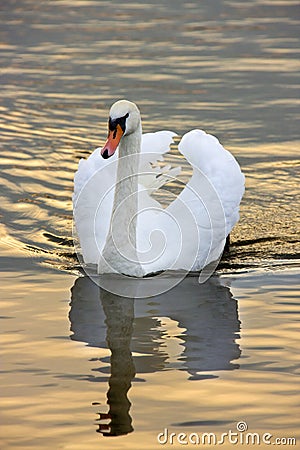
[73,100,244,277]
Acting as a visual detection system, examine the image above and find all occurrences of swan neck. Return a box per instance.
[119,123,142,158]
[101,124,143,276]
[115,125,142,208]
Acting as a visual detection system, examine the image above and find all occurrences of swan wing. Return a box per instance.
[73,147,118,263]
[178,129,245,235]
[139,130,180,193]
[154,129,245,272]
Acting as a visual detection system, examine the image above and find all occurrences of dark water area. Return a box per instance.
[1,1,300,449]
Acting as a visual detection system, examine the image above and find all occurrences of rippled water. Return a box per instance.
[1,1,300,449]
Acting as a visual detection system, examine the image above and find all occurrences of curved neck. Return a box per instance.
[115,123,142,216]
[101,123,143,276]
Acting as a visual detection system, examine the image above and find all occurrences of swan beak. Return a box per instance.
[100,124,124,159]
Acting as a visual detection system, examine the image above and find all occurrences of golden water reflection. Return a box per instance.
[1,262,300,449]
[69,275,240,436]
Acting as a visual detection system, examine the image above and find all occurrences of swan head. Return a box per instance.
[101,100,141,159]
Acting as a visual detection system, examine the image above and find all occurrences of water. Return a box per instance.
[1,1,299,448]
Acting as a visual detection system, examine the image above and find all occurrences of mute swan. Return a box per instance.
[73,100,244,278]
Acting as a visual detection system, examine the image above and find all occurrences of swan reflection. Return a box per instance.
[69,275,240,436]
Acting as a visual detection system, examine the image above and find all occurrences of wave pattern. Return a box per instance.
[0,0,299,272]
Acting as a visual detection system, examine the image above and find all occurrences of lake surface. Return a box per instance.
[1,1,299,449]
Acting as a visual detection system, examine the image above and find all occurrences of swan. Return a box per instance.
[73,100,244,278]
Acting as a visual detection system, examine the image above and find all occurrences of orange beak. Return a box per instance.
[100,124,124,159]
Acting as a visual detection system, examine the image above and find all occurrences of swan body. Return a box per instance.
[73,100,245,277]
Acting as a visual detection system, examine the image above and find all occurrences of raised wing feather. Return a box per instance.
[178,129,245,236]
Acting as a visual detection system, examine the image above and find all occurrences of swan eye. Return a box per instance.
[109,112,129,133]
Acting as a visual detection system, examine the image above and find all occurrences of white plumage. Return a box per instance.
[73,100,244,277]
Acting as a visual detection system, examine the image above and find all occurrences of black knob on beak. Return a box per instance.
[102,149,109,159]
